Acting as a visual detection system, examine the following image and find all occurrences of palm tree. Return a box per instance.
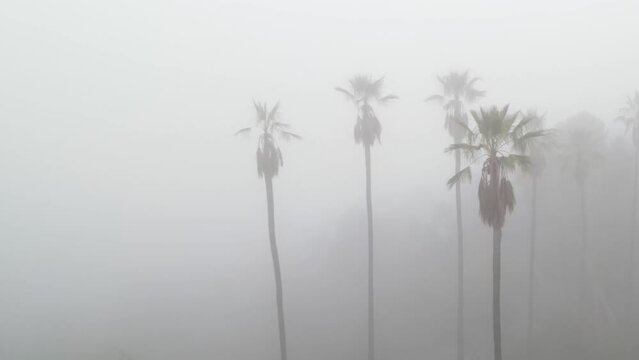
[557,112,606,346]
[447,105,547,360]
[236,101,300,360]
[523,110,549,357]
[335,75,396,360]
[427,70,484,360]
[615,92,639,312]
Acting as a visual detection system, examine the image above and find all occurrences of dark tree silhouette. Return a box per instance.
[236,101,300,360]
[336,75,396,360]
[427,71,484,360]
[447,105,547,360]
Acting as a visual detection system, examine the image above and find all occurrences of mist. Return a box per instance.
[1,1,638,359]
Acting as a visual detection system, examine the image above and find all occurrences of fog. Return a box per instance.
[1,1,638,359]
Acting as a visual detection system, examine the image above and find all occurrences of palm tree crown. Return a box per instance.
[236,101,301,179]
[427,71,485,141]
[616,91,639,148]
[447,105,547,229]
[557,112,606,186]
[524,110,551,178]
[335,75,397,145]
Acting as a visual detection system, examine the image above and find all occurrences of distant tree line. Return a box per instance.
[236,74,639,360]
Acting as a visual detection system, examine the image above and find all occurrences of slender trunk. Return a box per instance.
[493,227,503,360]
[629,148,638,359]
[631,148,637,312]
[265,176,287,360]
[579,182,587,345]
[455,149,465,360]
[526,176,538,357]
[364,144,375,360]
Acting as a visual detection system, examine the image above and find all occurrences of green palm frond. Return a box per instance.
[449,104,547,229]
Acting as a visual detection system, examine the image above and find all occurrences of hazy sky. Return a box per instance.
[1,1,638,358]
[1,0,637,245]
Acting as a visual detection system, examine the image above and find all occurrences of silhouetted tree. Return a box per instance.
[557,112,606,346]
[615,92,639,311]
[336,75,396,360]
[236,101,300,360]
[523,110,549,357]
[427,71,484,360]
[447,105,546,360]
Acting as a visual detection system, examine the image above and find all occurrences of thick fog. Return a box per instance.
[1,1,638,359]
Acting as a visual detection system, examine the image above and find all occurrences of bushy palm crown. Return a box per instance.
[335,75,397,146]
[615,91,639,148]
[427,71,485,142]
[236,101,301,179]
[557,112,606,186]
[447,105,547,229]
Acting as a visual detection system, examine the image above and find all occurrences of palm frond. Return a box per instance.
[372,76,385,91]
[268,102,280,122]
[467,76,481,88]
[500,179,516,213]
[513,130,548,152]
[500,154,532,174]
[425,94,444,103]
[378,94,398,104]
[279,130,302,141]
[465,88,486,102]
[445,143,483,159]
[235,127,253,136]
[454,118,477,140]
[447,165,472,189]
[253,100,266,122]
[335,86,355,102]
[271,122,291,129]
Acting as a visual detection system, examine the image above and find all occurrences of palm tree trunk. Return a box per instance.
[579,182,587,345]
[629,147,638,358]
[631,148,637,312]
[364,144,375,360]
[455,149,465,360]
[265,176,287,360]
[526,176,538,357]
[493,227,503,360]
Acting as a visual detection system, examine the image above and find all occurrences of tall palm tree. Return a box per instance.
[447,105,547,360]
[427,70,484,360]
[335,75,396,360]
[615,92,639,312]
[557,112,606,345]
[523,110,549,357]
[236,101,300,360]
